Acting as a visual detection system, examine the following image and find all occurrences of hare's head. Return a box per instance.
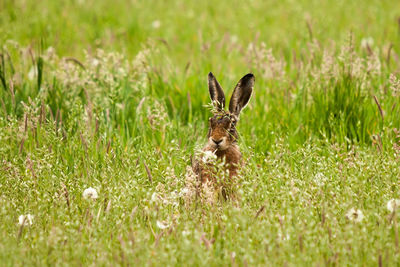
[206,72,254,151]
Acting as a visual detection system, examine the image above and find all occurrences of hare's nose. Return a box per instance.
[212,139,222,145]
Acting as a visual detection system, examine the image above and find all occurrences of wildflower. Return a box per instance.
[360,37,374,49]
[82,187,99,200]
[28,67,37,81]
[230,35,238,43]
[387,199,400,213]
[18,214,34,226]
[151,192,160,202]
[91,58,100,67]
[151,20,161,29]
[156,220,170,229]
[346,208,364,223]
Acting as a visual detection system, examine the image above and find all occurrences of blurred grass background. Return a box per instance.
[2,0,399,55]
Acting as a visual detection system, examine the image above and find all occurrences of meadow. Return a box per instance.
[1,0,400,265]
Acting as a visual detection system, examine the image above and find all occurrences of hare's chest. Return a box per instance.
[194,144,242,184]
[217,143,241,160]
[218,147,241,175]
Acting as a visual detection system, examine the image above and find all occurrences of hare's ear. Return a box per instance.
[208,72,225,111]
[229,73,254,117]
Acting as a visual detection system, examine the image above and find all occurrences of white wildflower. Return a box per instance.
[156,220,170,229]
[82,187,99,200]
[230,35,238,43]
[387,199,400,213]
[151,20,161,29]
[18,214,34,226]
[151,192,159,202]
[91,58,100,67]
[28,66,37,81]
[360,37,374,49]
[43,46,56,62]
[346,208,364,223]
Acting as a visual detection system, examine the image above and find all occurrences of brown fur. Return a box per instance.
[194,146,240,184]
[193,72,254,188]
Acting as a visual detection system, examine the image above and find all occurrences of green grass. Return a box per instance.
[1,0,400,265]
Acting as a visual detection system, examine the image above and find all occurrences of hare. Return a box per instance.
[193,72,254,186]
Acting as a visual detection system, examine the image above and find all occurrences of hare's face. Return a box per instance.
[205,72,254,151]
[207,115,237,151]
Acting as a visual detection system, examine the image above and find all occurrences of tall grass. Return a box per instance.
[2,37,398,149]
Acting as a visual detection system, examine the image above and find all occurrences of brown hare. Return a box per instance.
[193,72,254,188]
